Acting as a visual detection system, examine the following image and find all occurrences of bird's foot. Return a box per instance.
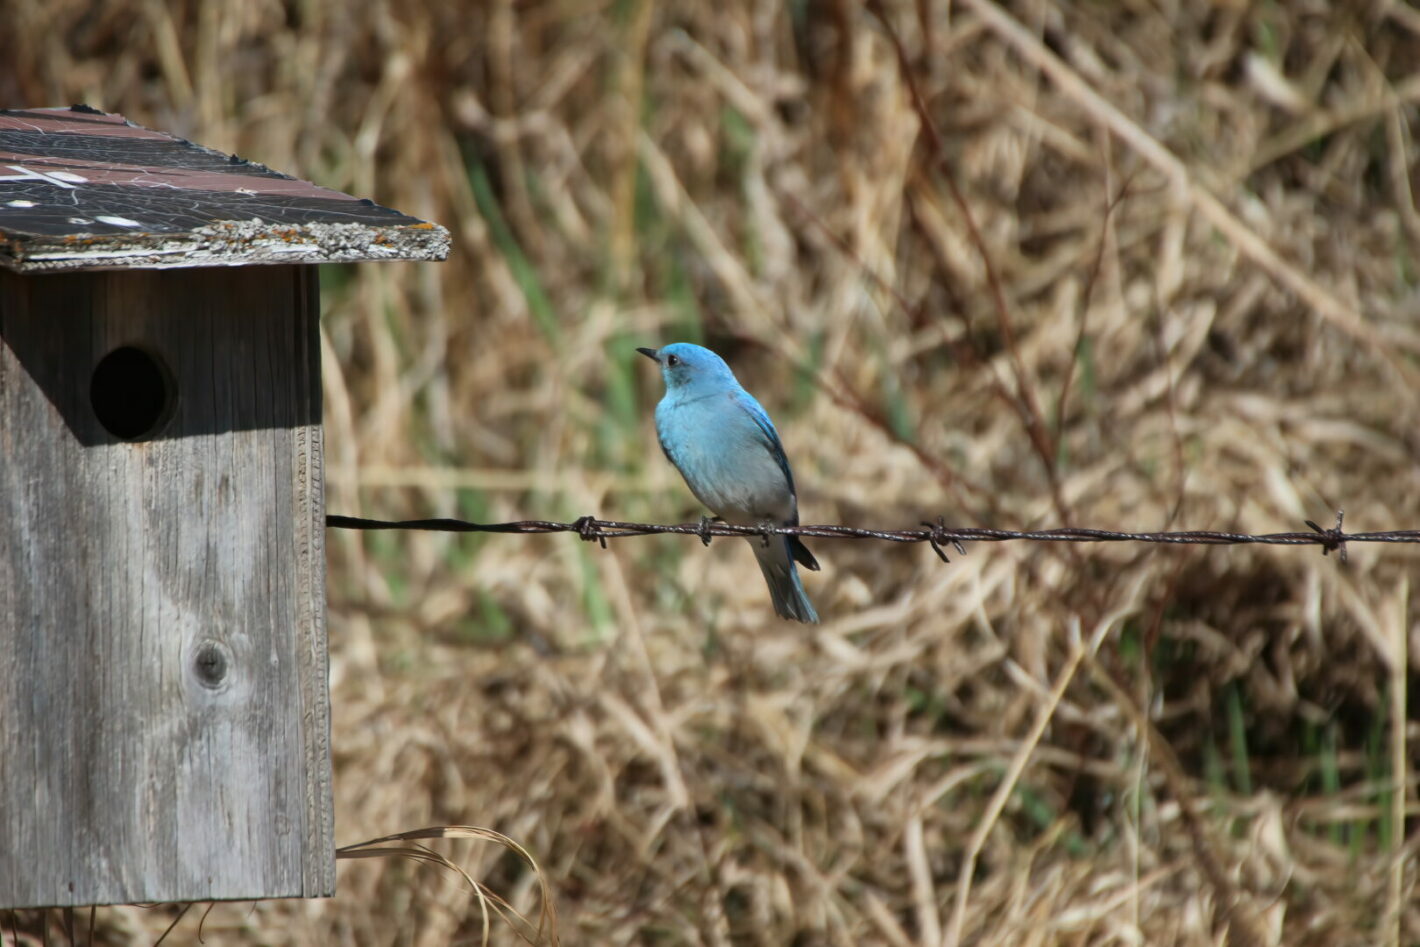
[697,514,718,547]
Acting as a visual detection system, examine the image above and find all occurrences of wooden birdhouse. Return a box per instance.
[0,106,448,909]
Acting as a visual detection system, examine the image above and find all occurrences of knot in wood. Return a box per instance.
[193,640,230,688]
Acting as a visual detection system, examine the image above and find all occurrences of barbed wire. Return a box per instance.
[320,511,1414,564]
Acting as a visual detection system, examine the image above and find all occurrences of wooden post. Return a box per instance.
[0,266,333,906]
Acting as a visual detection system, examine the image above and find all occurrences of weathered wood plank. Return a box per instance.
[0,107,450,273]
[0,266,333,907]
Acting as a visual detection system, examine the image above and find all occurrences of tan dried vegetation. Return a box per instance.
[4,0,1420,944]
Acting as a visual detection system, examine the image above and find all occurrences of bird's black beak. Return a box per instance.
[636,347,659,362]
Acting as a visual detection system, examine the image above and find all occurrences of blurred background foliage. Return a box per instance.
[4,0,1420,943]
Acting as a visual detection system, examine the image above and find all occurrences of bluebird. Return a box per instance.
[638,343,820,623]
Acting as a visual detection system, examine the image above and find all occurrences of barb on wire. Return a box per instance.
[1304,510,1349,562]
[324,509,1408,561]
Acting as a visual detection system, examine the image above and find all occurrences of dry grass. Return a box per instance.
[4,1,1420,944]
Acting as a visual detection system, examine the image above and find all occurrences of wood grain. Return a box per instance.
[0,266,333,907]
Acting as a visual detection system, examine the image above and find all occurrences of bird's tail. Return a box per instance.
[751,538,819,623]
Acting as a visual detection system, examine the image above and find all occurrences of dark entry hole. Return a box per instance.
[90,346,175,440]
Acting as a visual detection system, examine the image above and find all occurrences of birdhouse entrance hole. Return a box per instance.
[89,345,175,440]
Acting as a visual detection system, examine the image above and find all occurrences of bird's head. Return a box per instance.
[637,343,737,393]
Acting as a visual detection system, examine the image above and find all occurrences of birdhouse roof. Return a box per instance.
[0,106,449,272]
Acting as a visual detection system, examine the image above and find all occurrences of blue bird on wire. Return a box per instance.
[638,343,820,623]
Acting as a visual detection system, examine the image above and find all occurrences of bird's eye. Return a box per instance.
[666,354,680,367]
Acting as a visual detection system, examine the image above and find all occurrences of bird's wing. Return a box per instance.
[733,390,818,569]
[731,389,798,507]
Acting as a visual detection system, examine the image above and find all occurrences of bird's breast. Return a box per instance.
[656,394,795,523]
